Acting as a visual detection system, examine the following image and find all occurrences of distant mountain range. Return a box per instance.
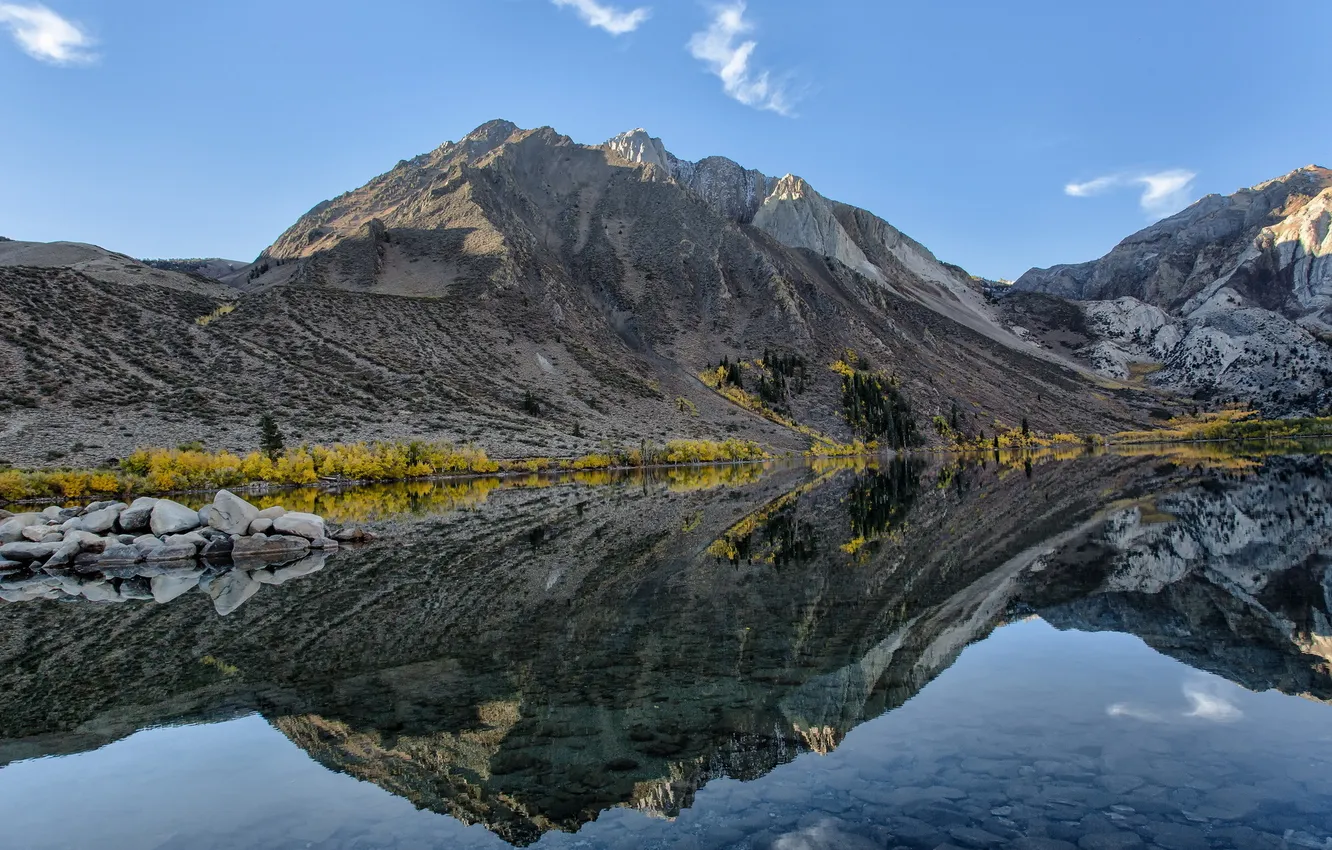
[1,120,1325,466]
[1004,165,1332,414]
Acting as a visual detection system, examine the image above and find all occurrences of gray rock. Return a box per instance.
[272,511,326,541]
[0,541,59,563]
[117,497,158,532]
[1077,833,1143,850]
[44,538,82,569]
[200,537,234,560]
[948,826,1005,848]
[116,534,136,544]
[21,525,53,542]
[310,536,339,551]
[76,505,122,534]
[144,543,197,562]
[133,534,164,551]
[1143,822,1208,850]
[255,506,286,519]
[40,505,63,521]
[247,517,274,535]
[232,533,310,566]
[0,557,22,574]
[38,532,62,544]
[332,526,376,543]
[150,499,200,536]
[164,531,206,549]
[197,505,213,527]
[1013,840,1078,850]
[0,513,42,544]
[210,489,260,535]
[98,543,145,566]
[1099,775,1145,795]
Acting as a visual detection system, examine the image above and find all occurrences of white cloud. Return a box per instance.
[688,2,794,117]
[1064,175,1119,198]
[1137,170,1197,217]
[1064,169,1198,219]
[0,3,95,65]
[1182,680,1243,722]
[552,0,650,35]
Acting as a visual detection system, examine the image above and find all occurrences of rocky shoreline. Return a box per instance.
[0,490,372,612]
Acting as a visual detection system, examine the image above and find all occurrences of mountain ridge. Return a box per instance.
[1005,164,1332,414]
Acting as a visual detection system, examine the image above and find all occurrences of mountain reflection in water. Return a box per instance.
[1,446,1331,849]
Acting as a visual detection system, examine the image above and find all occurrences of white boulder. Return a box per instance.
[150,499,201,536]
[209,490,260,536]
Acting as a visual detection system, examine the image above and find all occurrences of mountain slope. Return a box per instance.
[1007,166,1332,414]
[0,122,1159,467]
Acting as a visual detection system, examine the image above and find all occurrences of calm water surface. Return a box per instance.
[2,448,1331,849]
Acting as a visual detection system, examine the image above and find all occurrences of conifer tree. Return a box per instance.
[259,413,284,460]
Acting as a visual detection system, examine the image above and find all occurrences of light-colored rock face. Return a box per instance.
[605,129,671,173]
[752,175,880,280]
[149,499,201,537]
[210,489,260,536]
[271,512,326,542]
[1013,166,1332,415]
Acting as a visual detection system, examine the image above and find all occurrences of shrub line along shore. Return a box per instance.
[4,410,1329,507]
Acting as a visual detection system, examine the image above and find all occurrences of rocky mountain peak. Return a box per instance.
[459,119,520,157]
[767,174,815,201]
[605,128,672,173]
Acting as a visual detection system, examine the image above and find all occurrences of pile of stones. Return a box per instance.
[0,489,369,577]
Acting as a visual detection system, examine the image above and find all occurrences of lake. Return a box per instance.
[2,446,1331,849]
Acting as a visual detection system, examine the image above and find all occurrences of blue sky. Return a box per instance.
[0,0,1326,280]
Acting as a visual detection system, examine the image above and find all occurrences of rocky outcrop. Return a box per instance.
[0,489,365,613]
[1010,166,1332,414]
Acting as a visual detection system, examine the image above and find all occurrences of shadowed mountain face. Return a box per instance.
[2,450,1330,845]
[0,121,1159,468]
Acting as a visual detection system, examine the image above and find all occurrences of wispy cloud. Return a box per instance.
[1064,169,1198,218]
[552,0,650,35]
[688,2,795,117]
[0,3,95,65]
[1182,680,1243,722]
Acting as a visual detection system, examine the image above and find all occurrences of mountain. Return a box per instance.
[0,239,235,298]
[140,257,253,287]
[0,121,1156,468]
[1005,166,1332,415]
